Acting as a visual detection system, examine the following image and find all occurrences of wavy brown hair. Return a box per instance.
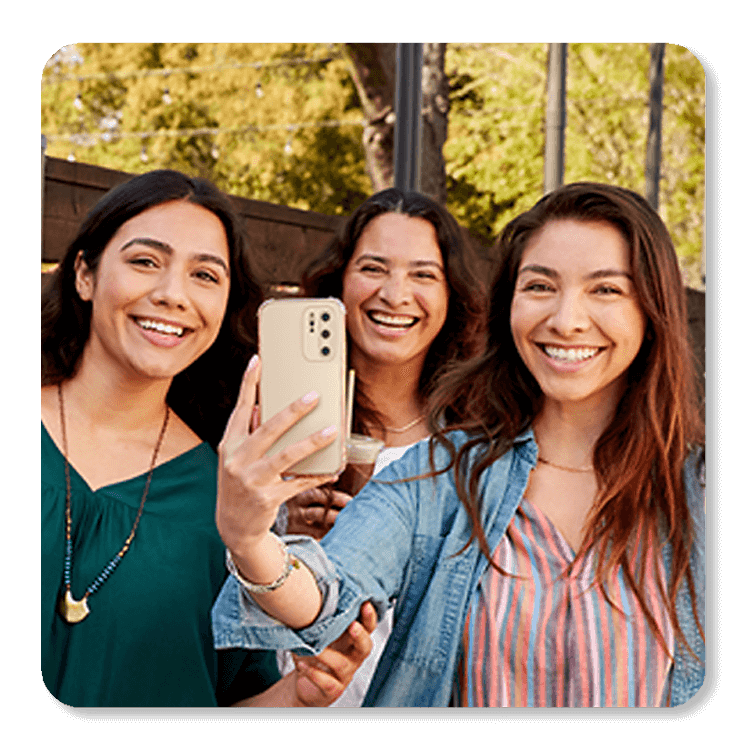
[41,169,262,448]
[301,188,486,434]
[427,182,704,655]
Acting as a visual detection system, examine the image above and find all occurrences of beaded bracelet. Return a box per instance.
[225,534,300,593]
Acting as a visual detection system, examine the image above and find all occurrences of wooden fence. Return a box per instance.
[42,157,344,289]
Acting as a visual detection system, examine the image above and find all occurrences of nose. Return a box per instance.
[378,271,411,307]
[150,268,188,310]
[547,290,590,335]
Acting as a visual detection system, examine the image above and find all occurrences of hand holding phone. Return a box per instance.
[216,353,341,565]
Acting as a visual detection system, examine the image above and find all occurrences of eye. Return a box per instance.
[194,268,221,284]
[359,263,386,275]
[521,280,555,293]
[592,284,623,296]
[128,256,158,269]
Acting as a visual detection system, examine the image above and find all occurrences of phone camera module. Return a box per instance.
[321,312,330,322]
[321,329,330,339]
[321,346,331,356]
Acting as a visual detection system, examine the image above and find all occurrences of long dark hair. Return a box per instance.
[428,181,704,654]
[301,187,486,434]
[41,169,262,447]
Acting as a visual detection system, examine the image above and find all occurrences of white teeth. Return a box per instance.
[136,318,185,337]
[543,345,599,362]
[368,311,417,327]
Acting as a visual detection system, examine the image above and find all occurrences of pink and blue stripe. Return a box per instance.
[458,498,674,707]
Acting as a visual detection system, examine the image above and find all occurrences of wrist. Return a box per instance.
[226,532,300,594]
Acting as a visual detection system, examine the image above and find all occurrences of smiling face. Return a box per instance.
[75,200,231,384]
[341,212,449,372]
[510,219,646,413]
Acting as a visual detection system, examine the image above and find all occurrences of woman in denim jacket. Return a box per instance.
[213,183,705,707]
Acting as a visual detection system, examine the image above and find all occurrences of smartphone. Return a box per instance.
[257,297,347,475]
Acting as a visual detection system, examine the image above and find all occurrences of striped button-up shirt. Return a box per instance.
[459,497,675,707]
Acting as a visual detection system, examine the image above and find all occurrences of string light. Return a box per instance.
[43,46,356,154]
[41,51,342,86]
[44,117,366,147]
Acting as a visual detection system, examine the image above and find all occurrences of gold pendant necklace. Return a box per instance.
[56,383,169,624]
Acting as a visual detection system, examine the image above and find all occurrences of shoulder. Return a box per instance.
[160,409,209,464]
[40,385,59,440]
[683,446,706,521]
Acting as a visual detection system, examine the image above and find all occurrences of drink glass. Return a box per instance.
[336,434,385,497]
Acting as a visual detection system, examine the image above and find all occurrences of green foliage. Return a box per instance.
[41,43,369,213]
[41,43,705,286]
[444,43,705,286]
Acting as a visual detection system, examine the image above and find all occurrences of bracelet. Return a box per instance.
[225,534,300,594]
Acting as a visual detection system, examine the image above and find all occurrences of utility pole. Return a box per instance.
[645,43,666,210]
[544,43,567,194]
[393,43,423,193]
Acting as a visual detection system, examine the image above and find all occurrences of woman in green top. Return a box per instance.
[41,170,374,708]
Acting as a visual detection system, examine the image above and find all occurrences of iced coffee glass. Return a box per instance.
[336,434,385,496]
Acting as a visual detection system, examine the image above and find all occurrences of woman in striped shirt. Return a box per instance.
[213,182,705,707]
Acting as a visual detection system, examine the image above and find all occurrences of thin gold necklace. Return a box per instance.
[57,383,170,624]
[384,414,424,434]
[537,455,595,473]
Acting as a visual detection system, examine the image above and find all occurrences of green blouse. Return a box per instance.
[41,424,278,707]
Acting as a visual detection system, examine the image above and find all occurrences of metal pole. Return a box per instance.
[544,43,567,194]
[394,43,423,192]
[645,43,666,210]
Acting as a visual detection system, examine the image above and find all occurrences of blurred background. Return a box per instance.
[41,43,705,290]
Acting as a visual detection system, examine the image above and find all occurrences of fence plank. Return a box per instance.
[42,158,342,288]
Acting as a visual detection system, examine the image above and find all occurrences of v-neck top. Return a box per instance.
[458,497,675,707]
[41,422,277,707]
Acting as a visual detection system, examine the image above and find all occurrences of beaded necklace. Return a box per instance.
[56,383,170,624]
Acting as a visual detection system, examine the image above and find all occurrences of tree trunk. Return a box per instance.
[345,43,449,203]
[344,43,397,192]
[420,43,449,204]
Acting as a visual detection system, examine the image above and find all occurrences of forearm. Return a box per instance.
[233,671,300,707]
[230,532,323,629]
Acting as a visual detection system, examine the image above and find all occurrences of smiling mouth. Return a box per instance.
[539,344,602,363]
[366,311,419,329]
[133,317,190,338]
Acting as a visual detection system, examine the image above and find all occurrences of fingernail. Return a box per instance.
[320,425,338,438]
[247,354,259,371]
[301,390,318,404]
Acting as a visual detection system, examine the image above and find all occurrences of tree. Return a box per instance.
[41,43,705,285]
[343,43,449,203]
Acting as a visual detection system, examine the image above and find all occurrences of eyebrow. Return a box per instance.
[120,237,229,273]
[517,264,632,281]
[355,253,444,270]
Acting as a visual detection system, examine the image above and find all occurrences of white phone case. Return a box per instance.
[258,297,347,475]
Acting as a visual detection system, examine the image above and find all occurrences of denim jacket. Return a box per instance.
[212,429,705,707]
